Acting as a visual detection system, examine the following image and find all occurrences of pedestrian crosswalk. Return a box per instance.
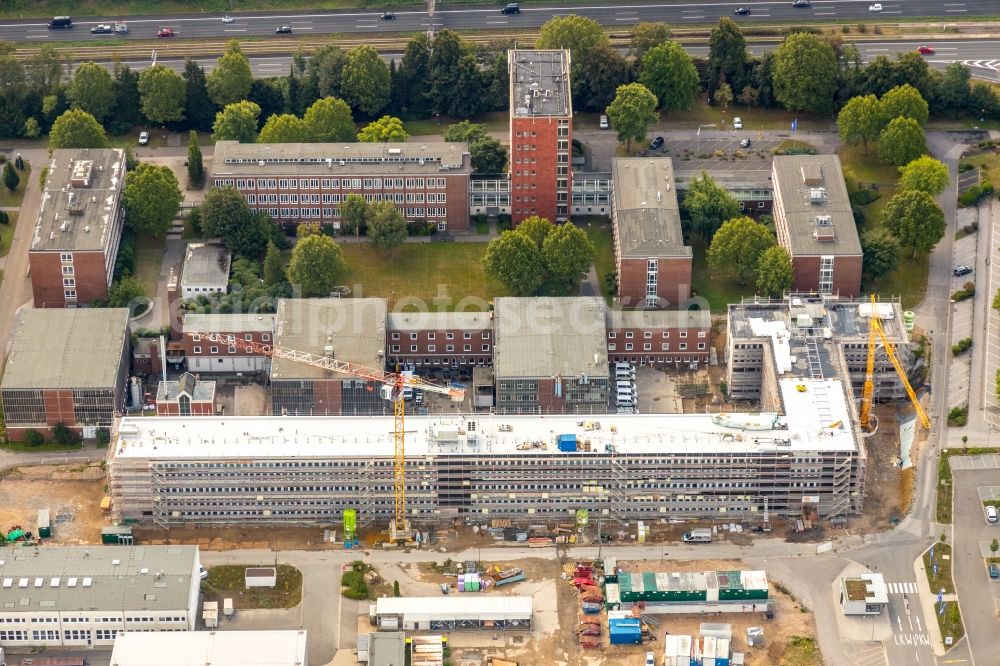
[886,581,918,595]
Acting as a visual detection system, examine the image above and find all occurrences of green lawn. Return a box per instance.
[1,441,82,453]
[963,151,1000,187]
[839,143,899,187]
[133,235,165,297]
[0,212,17,260]
[201,564,303,610]
[339,242,508,310]
[0,162,31,209]
[582,220,616,302]
[406,112,510,138]
[659,95,831,131]
[922,543,965,646]
[690,236,753,311]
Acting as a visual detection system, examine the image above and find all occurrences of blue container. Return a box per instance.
[608,618,642,645]
[557,434,578,452]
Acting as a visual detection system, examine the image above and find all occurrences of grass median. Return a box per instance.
[936,447,1000,524]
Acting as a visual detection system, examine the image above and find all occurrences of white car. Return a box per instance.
[198,565,209,580]
[222,15,234,23]
[987,505,998,523]
[733,117,743,129]
[138,131,149,145]
[869,3,883,10]
[646,652,656,666]
[599,115,609,130]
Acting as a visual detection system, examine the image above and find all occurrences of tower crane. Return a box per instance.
[858,295,930,432]
[187,331,466,542]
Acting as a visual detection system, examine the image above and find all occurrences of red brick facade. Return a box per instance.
[617,256,693,308]
[606,326,710,365]
[387,328,493,368]
[30,250,111,308]
[789,255,863,298]
[510,117,571,224]
[156,400,215,416]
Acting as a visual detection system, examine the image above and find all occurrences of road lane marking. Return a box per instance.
[615,17,640,21]
[223,29,247,32]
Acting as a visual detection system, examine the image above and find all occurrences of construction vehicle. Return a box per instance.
[188,331,466,543]
[858,295,930,432]
[343,508,359,549]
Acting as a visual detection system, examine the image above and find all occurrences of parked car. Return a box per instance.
[989,564,1000,579]
[868,3,883,11]
[987,505,998,523]
[917,45,936,55]
[138,131,149,145]
[740,138,752,148]
[953,265,973,277]
[275,25,292,34]
[91,24,113,34]
[599,115,609,130]
[198,565,209,580]
[733,117,743,129]
[649,136,665,150]
[157,27,175,37]
[500,3,521,13]
[646,652,656,666]
[734,6,751,14]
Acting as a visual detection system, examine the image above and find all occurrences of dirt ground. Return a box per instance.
[0,463,107,545]
[853,403,922,534]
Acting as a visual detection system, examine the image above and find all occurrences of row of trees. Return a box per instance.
[481,217,596,295]
[838,84,930,164]
[706,216,793,297]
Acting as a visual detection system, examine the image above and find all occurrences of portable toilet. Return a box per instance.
[37,509,51,538]
[223,598,234,617]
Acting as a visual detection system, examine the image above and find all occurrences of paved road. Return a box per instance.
[3,0,999,43]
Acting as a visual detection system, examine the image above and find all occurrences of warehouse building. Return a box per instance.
[109,630,308,666]
[0,545,200,649]
[1,308,131,440]
[371,596,532,631]
[606,570,770,615]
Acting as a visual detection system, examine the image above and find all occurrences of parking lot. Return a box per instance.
[951,454,1000,470]
[656,137,784,181]
[949,219,978,411]
[953,468,1000,658]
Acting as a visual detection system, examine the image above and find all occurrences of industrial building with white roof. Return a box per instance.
[109,629,308,666]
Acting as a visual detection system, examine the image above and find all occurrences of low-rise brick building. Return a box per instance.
[772,155,862,297]
[1,308,130,440]
[386,311,493,370]
[29,149,126,307]
[155,372,216,416]
[182,313,275,374]
[605,309,711,367]
[611,158,692,308]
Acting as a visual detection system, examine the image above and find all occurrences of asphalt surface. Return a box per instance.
[2,0,999,43]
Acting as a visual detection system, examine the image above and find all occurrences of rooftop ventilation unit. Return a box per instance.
[809,188,826,204]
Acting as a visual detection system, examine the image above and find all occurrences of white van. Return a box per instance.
[615,367,636,380]
[616,380,635,391]
[987,505,998,523]
[613,362,634,371]
[616,390,636,405]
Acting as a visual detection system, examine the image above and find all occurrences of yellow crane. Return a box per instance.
[188,331,466,541]
[858,295,930,431]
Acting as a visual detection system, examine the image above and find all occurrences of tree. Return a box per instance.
[212,100,261,143]
[297,222,322,238]
[138,64,187,124]
[428,30,464,117]
[182,58,216,133]
[860,228,900,280]
[936,62,972,114]
[23,429,45,447]
[303,96,355,142]
[639,41,699,113]
[308,44,348,99]
[51,423,81,446]
[881,83,929,126]
[228,212,276,260]
[482,231,546,296]
[518,216,553,249]
[536,15,609,62]
[357,115,409,143]
[992,538,999,556]
[287,234,347,297]
[259,113,312,143]
[571,44,630,113]
[448,55,488,118]
[341,45,391,116]
[772,32,838,115]
[49,109,108,149]
[206,41,254,107]
[367,201,407,251]
[882,189,945,257]
[755,246,793,297]
[187,131,204,187]
[0,52,25,89]
[3,162,19,192]
[108,64,143,135]
[249,78,286,123]
[605,83,658,152]
[708,217,775,285]
[342,193,368,240]
[878,117,926,166]
[837,94,885,156]
[394,34,432,118]
[201,185,254,241]
[263,240,284,286]
[682,172,740,239]
[107,276,148,308]
[542,222,595,289]
[67,62,114,123]
[629,22,672,60]
[898,156,949,196]
[24,46,62,94]
[470,137,507,174]
[122,163,183,237]
[706,18,748,99]
[713,82,733,113]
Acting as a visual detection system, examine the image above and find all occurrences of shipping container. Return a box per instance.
[557,434,577,452]
[608,618,642,645]
[101,525,133,544]
[37,509,51,538]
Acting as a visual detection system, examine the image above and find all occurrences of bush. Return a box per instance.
[95,427,111,447]
[952,338,973,355]
[38,166,48,189]
[849,188,881,206]
[953,282,975,302]
[958,162,974,173]
[22,429,45,447]
[959,183,993,207]
[51,423,81,446]
[0,211,8,225]
[948,405,968,427]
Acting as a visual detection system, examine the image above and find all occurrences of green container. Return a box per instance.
[101,526,133,544]
[343,509,357,541]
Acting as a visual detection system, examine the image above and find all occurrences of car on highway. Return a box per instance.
[381,10,396,19]
[989,564,1000,579]
[740,138,752,148]
[917,45,936,55]
[649,136,665,150]
[987,504,998,523]
[138,131,149,145]
[157,27,175,37]
[275,25,293,34]
[222,15,234,23]
[953,265,973,277]
[48,16,73,29]
[599,115,609,129]
[501,3,521,14]
[734,6,751,14]
[869,3,883,11]
[793,0,811,6]
[91,24,113,34]
[733,116,743,129]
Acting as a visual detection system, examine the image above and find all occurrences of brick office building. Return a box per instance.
[386,312,493,370]
[155,372,216,416]
[1,308,130,440]
[182,313,275,375]
[771,155,862,297]
[508,50,572,224]
[29,149,126,307]
[605,309,711,367]
[611,158,692,308]
[212,141,471,232]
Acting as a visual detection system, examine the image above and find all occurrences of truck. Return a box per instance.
[682,528,713,543]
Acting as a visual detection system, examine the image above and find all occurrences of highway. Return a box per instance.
[1,0,999,43]
[77,38,1000,82]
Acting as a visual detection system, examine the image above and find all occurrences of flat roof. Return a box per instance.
[374,596,532,619]
[2,308,130,390]
[509,50,572,118]
[387,311,492,331]
[842,573,888,603]
[31,148,126,252]
[109,630,308,666]
[493,297,607,379]
[112,381,858,459]
[181,242,230,289]
[773,155,861,257]
[213,141,471,177]
[0,545,198,614]
[612,158,689,259]
[368,631,406,666]
[271,298,386,379]
[605,308,711,331]
[728,295,908,343]
[183,313,275,334]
